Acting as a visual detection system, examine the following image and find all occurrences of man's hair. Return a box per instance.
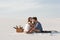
[32,17,37,20]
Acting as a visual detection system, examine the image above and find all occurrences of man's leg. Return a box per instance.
[41,31,51,33]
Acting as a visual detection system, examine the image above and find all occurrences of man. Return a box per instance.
[30,17,43,33]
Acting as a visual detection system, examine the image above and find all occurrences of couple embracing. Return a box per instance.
[24,17,43,33]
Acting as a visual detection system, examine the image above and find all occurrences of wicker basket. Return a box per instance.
[16,28,24,33]
[13,25,24,33]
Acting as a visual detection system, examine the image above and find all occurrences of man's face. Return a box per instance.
[32,19,36,23]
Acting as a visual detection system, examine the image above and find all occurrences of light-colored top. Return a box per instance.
[24,23,30,32]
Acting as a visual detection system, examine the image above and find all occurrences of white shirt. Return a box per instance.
[24,23,30,32]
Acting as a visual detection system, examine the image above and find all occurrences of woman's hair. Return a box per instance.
[28,17,32,23]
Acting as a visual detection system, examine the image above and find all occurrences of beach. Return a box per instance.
[0,18,60,40]
[0,32,60,40]
[0,0,60,40]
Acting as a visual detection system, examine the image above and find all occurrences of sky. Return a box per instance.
[0,0,60,19]
[0,0,60,33]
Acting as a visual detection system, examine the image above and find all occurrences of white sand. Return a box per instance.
[0,18,60,40]
[0,32,60,40]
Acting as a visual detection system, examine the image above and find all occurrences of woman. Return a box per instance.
[24,17,33,33]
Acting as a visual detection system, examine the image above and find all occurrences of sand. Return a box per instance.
[0,18,60,40]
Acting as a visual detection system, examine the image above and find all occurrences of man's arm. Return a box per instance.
[29,27,35,32]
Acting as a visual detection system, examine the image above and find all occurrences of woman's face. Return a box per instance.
[29,18,32,22]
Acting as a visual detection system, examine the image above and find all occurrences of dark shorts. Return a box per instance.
[35,31,51,33]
